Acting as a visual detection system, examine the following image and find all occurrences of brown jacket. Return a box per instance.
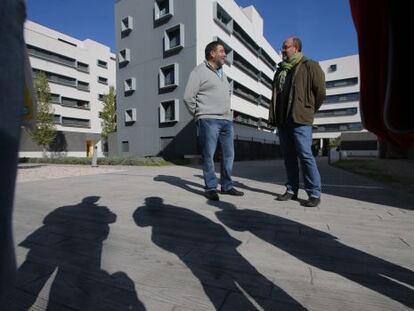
[268,57,326,126]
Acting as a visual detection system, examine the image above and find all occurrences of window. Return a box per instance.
[61,97,90,109]
[324,92,359,104]
[118,48,131,67]
[77,61,89,73]
[61,117,90,128]
[98,76,108,85]
[50,93,60,104]
[154,0,174,25]
[164,24,184,55]
[121,16,133,37]
[316,108,358,118]
[159,64,179,91]
[124,77,136,96]
[213,2,233,34]
[124,108,137,125]
[77,81,90,92]
[326,77,358,88]
[313,122,362,133]
[160,99,179,123]
[329,64,337,72]
[97,59,108,68]
[98,94,105,101]
[53,115,61,124]
[213,37,233,65]
[121,141,129,152]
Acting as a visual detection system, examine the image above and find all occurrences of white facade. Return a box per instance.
[196,1,281,123]
[316,55,362,140]
[21,21,116,157]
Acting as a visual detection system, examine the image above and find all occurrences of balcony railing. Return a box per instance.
[61,117,90,128]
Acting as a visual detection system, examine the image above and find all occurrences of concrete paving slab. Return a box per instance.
[3,159,414,310]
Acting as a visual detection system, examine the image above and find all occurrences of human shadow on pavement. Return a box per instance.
[3,196,145,311]
[209,200,414,308]
[133,197,305,310]
[154,175,205,196]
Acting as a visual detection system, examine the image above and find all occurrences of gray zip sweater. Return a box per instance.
[183,61,232,120]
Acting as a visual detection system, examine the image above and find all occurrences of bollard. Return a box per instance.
[91,145,98,167]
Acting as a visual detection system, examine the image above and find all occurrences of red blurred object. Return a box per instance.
[350,0,414,148]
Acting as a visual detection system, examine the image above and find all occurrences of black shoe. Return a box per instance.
[221,188,244,196]
[303,197,320,207]
[205,190,219,201]
[276,192,298,201]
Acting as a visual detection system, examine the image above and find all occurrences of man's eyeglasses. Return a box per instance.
[282,45,293,50]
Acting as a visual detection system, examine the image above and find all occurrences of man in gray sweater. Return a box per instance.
[184,41,244,201]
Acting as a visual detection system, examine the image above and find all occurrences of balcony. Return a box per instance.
[232,81,259,104]
[233,52,260,81]
[61,117,90,128]
[233,22,259,56]
[61,97,90,110]
[27,45,76,68]
[259,48,276,71]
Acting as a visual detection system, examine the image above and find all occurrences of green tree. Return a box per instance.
[100,86,117,140]
[29,71,56,156]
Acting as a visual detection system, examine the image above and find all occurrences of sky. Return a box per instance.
[26,0,358,61]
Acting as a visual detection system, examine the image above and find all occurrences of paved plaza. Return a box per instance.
[4,159,414,310]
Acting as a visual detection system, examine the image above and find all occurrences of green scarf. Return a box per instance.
[277,52,303,91]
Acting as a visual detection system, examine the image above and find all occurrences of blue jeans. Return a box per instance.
[197,119,234,192]
[278,123,321,198]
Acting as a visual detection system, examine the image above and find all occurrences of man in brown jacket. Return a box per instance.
[269,36,325,207]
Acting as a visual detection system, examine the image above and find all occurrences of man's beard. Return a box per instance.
[215,59,224,68]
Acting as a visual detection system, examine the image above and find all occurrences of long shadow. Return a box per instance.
[154,175,205,196]
[209,200,414,308]
[229,159,414,210]
[193,174,281,197]
[133,197,305,310]
[3,196,145,311]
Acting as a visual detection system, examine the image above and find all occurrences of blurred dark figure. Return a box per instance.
[3,197,146,310]
[0,0,27,298]
[350,0,414,156]
[134,197,305,310]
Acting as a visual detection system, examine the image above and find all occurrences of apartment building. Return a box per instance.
[316,54,364,154]
[115,0,282,158]
[20,21,116,158]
